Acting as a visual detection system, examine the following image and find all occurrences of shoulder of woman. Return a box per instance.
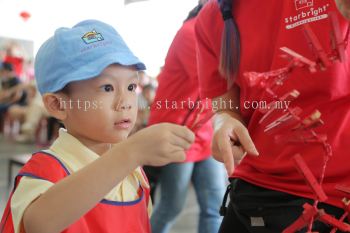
[198,0,221,21]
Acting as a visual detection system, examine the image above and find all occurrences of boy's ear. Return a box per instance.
[42,93,68,121]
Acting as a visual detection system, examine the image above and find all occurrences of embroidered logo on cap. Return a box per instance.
[82,30,104,44]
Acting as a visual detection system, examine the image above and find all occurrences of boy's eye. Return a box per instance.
[128,83,137,92]
[100,84,114,92]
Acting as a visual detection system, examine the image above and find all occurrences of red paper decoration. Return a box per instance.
[19,11,31,21]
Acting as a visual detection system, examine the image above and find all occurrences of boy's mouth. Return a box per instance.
[114,119,132,130]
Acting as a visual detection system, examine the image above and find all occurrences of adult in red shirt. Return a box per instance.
[148,2,226,233]
[195,0,350,232]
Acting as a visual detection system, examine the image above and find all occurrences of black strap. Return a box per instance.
[220,183,232,216]
[222,10,233,21]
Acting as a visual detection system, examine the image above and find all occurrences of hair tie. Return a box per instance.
[222,10,233,21]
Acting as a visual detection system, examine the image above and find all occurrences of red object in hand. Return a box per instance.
[19,11,31,21]
[189,110,214,131]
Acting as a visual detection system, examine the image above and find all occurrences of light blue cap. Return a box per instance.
[35,19,146,94]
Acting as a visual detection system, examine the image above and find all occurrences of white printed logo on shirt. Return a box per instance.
[285,1,330,29]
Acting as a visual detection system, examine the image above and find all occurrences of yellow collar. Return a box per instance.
[49,128,149,190]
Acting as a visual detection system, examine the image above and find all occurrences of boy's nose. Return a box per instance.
[113,92,133,111]
[114,99,132,111]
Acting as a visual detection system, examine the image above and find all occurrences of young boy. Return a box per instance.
[0,19,195,233]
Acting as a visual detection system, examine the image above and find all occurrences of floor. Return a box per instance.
[0,134,199,233]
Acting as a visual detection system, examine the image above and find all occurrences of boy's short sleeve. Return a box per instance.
[11,177,53,233]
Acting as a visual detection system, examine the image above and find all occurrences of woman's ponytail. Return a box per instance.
[219,0,240,88]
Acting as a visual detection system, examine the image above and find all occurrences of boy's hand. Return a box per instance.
[212,112,259,175]
[335,0,350,20]
[125,123,195,166]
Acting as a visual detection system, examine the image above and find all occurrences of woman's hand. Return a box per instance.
[212,111,259,175]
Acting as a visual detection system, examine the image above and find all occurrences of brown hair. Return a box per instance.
[219,0,240,88]
[184,0,208,22]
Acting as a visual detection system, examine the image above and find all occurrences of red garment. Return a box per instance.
[0,152,151,233]
[196,0,350,208]
[148,18,213,162]
[3,56,24,78]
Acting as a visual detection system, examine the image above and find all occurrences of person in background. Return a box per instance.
[12,88,50,143]
[195,0,350,232]
[2,41,25,78]
[0,62,28,115]
[148,1,226,233]
[138,84,156,128]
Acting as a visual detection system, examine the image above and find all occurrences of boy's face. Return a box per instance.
[62,64,139,144]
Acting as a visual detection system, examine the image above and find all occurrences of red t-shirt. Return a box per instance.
[148,18,212,162]
[4,55,24,77]
[196,0,350,208]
